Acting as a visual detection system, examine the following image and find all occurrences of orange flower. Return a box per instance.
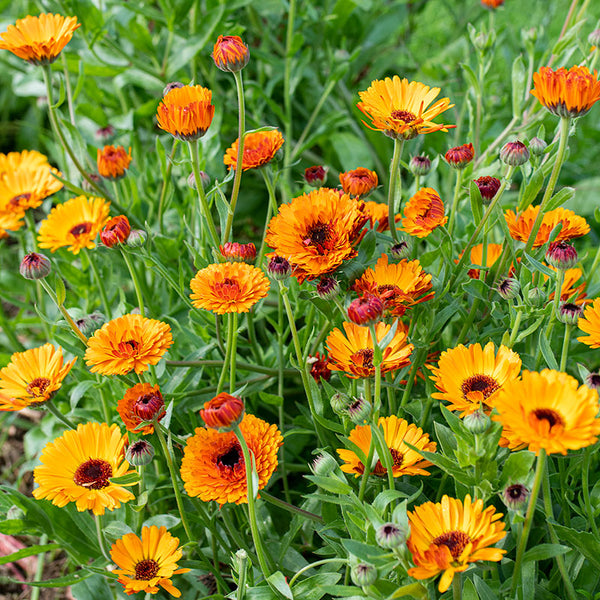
[357,77,455,140]
[200,393,245,431]
[0,166,63,214]
[265,188,368,283]
[97,145,132,179]
[361,201,397,232]
[190,262,270,314]
[481,0,504,7]
[0,13,80,65]
[578,298,600,348]
[459,243,504,279]
[0,208,25,239]
[100,215,131,248]
[212,35,249,72]
[339,168,378,197]
[353,253,433,317]
[223,129,284,171]
[444,143,474,169]
[156,85,215,141]
[401,188,447,238]
[505,205,589,247]
[117,383,165,434]
[531,66,600,118]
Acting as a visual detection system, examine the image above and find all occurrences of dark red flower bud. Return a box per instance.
[220,242,257,263]
[545,240,578,270]
[409,155,431,176]
[132,384,166,422]
[20,252,51,280]
[558,302,584,325]
[474,176,501,202]
[308,352,332,383]
[200,393,245,431]
[267,255,291,280]
[445,143,474,169]
[347,295,384,326]
[304,165,328,187]
[100,215,131,248]
[500,141,530,166]
[315,276,340,300]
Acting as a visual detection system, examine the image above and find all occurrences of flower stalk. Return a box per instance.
[387,138,405,241]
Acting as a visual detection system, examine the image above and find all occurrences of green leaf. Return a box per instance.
[386,582,428,599]
[416,449,476,485]
[0,543,60,566]
[292,573,341,600]
[305,475,352,495]
[545,186,575,212]
[462,578,480,600]
[472,575,498,600]
[499,451,535,488]
[461,63,480,95]
[538,330,559,370]
[14,570,94,588]
[550,522,600,570]
[462,278,489,301]
[267,571,294,600]
[259,391,284,407]
[469,180,483,224]
[55,276,66,306]
[518,167,544,211]
[341,539,388,564]
[511,55,526,118]
[523,543,571,563]
[522,253,555,278]
[109,472,140,486]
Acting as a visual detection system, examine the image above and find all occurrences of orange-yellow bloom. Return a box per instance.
[339,168,378,197]
[401,188,448,238]
[223,129,284,171]
[578,298,600,348]
[97,145,132,179]
[117,383,165,434]
[212,35,249,72]
[156,85,215,141]
[460,243,504,279]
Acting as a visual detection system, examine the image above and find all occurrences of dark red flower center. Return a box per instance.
[391,110,417,123]
[303,222,333,253]
[461,375,500,400]
[117,339,140,357]
[26,377,51,398]
[352,348,374,370]
[433,531,471,559]
[134,559,159,580]
[73,458,113,489]
[70,222,92,237]
[217,443,243,469]
[531,408,564,429]
[10,193,31,207]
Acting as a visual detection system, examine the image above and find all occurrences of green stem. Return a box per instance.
[259,491,323,523]
[559,324,571,372]
[256,168,279,268]
[387,139,405,241]
[400,346,427,409]
[24,211,39,251]
[217,313,236,395]
[456,298,480,345]
[46,400,76,429]
[158,140,179,233]
[222,71,246,244]
[522,117,570,257]
[510,449,546,597]
[236,549,248,600]
[368,323,382,420]
[154,424,194,543]
[452,572,461,600]
[230,312,238,394]
[508,308,523,348]
[474,54,484,157]
[61,54,76,126]
[84,249,111,317]
[281,0,297,202]
[582,447,600,537]
[95,514,110,561]
[288,558,347,587]
[120,248,146,317]
[358,434,375,502]
[552,268,565,323]
[446,169,462,236]
[30,533,47,600]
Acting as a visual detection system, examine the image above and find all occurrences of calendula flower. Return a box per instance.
[481,0,504,7]
[0,344,76,411]
[156,85,215,141]
[100,215,131,248]
[200,393,245,431]
[492,369,600,454]
[117,383,165,434]
[444,143,474,169]
[0,150,52,174]
[0,167,63,213]
[459,243,504,279]
[337,415,436,477]
[339,168,378,197]
[180,414,282,505]
[223,129,284,171]
[578,298,600,348]
[97,145,132,179]
[353,253,433,317]
[38,195,110,254]
[429,342,522,417]
[362,200,398,232]
[212,35,250,72]
[0,13,80,65]
[407,495,506,593]
[33,422,135,515]
[190,262,270,314]
[401,188,448,238]
[0,208,25,239]
[85,314,173,376]
[548,266,586,305]
[265,188,368,283]
[111,525,190,597]
[505,205,589,247]
[326,320,413,379]
[220,242,257,263]
[357,76,455,139]
[531,66,600,118]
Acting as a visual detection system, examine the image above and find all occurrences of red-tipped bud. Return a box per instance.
[267,255,291,280]
[545,240,578,270]
[445,143,474,169]
[351,563,378,587]
[127,229,147,248]
[188,170,210,190]
[500,140,530,166]
[585,372,600,391]
[390,241,411,260]
[347,396,372,424]
[474,176,501,203]
[212,35,250,72]
[308,352,332,383]
[347,295,384,326]
[315,276,340,300]
[132,384,166,422]
[503,483,529,511]
[20,252,51,280]
[162,81,184,96]
[375,523,407,549]
[304,165,328,187]
[409,155,431,176]
[558,302,584,325]
[126,439,155,466]
[496,277,520,300]
[339,168,378,197]
[100,215,131,248]
[200,393,245,431]
[95,125,115,141]
[220,242,257,263]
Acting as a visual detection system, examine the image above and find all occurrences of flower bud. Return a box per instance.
[100,215,131,248]
[133,385,166,423]
[473,176,501,203]
[502,483,530,511]
[500,140,530,166]
[527,287,545,307]
[529,136,547,156]
[463,409,491,434]
[20,252,51,280]
[212,35,250,72]
[310,452,338,476]
[126,439,155,466]
[351,563,378,587]
[81,173,101,193]
[163,81,184,96]
[200,393,245,432]
[315,276,340,301]
[304,165,328,187]
[339,168,378,197]
[347,295,383,326]
[188,170,210,190]
[585,372,600,391]
[497,277,520,300]
[545,240,578,270]
[375,523,407,549]
[127,229,147,248]
[330,392,351,416]
[220,242,257,263]
[409,155,431,176]
[308,352,332,383]
[267,255,291,280]
[95,125,115,141]
[445,143,474,169]
[558,302,584,325]
[390,241,411,260]
[347,396,372,424]
[75,312,106,337]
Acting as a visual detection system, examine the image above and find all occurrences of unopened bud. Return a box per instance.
[545,240,578,270]
[409,155,431,176]
[497,277,520,300]
[304,165,328,187]
[188,170,210,190]
[126,440,155,466]
[330,392,351,416]
[558,302,584,325]
[347,295,383,326]
[351,563,378,587]
[267,255,291,280]
[588,29,600,47]
[529,136,547,156]
[127,229,147,248]
[500,141,530,166]
[315,277,340,301]
[375,523,407,549]
[474,176,501,204]
[502,483,530,511]
[390,241,411,260]
[445,143,475,169]
[463,409,491,434]
[527,287,545,307]
[310,452,338,476]
[75,312,106,337]
[20,252,51,280]
[347,396,372,424]
[585,372,600,391]
[163,81,184,96]
[212,35,250,72]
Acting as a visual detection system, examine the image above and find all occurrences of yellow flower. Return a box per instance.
[33,422,135,515]
[180,414,282,505]
[337,415,436,477]
[110,525,190,597]
[0,208,25,239]
[156,85,214,141]
[223,129,284,171]
[85,314,173,376]
[578,298,600,347]
[0,344,76,411]
[407,495,506,592]
[357,76,455,139]
[0,167,63,213]
[0,13,80,65]
[0,150,53,174]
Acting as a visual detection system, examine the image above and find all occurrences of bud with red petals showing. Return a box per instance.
[445,143,474,169]
[212,35,250,72]
[339,168,378,197]
[304,165,328,187]
[503,483,530,511]
[163,81,184,96]
[20,252,51,280]
[267,255,291,280]
[127,229,147,248]
[347,295,384,326]
[95,125,115,141]
[347,396,372,423]
[133,384,166,423]
[100,215,131,248]
[545,240,578,270]
[496,277,520,300]
[200,392,245,431]
[409,155,431,176]
[126,439,155,466]
[390,241,411,260]
[220,242,257,263]
[500,140,530,166]
[315,276,340,300]
[558,302,584,325]
[474,176,501,203]
[308,352,332,383]
[188,170,210,190]
[585,372,600,391]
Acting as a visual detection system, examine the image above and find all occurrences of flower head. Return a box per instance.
[110,525,190,597]
[156,85,215,141]
[444,143,474,169]
[357,76,455,139]
[339,168,378,197]
[308,352,332,383]
[493,369,600,454]
[337,415,436,477]
[180,414,282,505]
[429,342,522,417]
[200,393,245,431]
[220,242,257,263]
[0,163,63,213]
[85,314,173,376]
[97,145,132,179]
[0,13,80,65]
[38,195,110,254]
[224,129,284,171]
[212,35,250,72]
[577,298,600,348]
[326,320,413,379]
[100,215,131,248]
[117,383,165,434]
[481,0,505,8]
[401,188,447,238]
[0,344,76,411]
[531,66,600,118]
[0,207,25,239]
[407,495,506,592]
[265,188,368,283]
[190,262,270,314]
[33,422,135,515]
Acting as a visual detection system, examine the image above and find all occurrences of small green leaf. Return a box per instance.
[259,391,284,407]
[523,543,571,563]
[109,472,140,486]
[0,543,60,566]
[511,55,526,118]
[268,571,294,600]
[538,330,559,370]
[55,276,66,305]
[469,180,483,224]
